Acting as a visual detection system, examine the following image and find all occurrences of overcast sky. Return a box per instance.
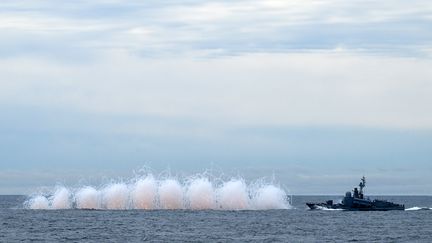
[1,0,432,194]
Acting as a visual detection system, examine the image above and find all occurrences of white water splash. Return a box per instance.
[131,176,157,209]
[24,172,291,210]
[76,186,100,209]
[252,185,289,210]
[27,195,49,209]
[405,207,431,211]
[159,179,184,209]
[316,206,344,211]
[51,187,72,209]
[217,179,249,210]
[102,183,129,210]
[187,177,215,210]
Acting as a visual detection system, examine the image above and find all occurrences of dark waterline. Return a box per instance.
[1,195,431,242]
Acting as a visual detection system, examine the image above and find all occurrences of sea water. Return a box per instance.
[1,195,431,242]
[2,171,432,242]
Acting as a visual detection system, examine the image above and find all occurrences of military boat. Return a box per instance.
[306,176,405,211]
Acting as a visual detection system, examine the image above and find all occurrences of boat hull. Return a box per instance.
[306,200,405,211]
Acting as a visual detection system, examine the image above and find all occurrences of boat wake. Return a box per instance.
[24,172,291,210]
[313,205,344,211]
[405,207,432,211]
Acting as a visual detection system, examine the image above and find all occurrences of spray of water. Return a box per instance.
[131,176,157,209]
[217,179,249,210]
[252,185,289,210]
[187,177,215,210]
[51,187,72,209]
[75,186,100,209]
[159,179,184,209]
[405,207,432,211]
[102,183,129,210]
[27,195,50,209]
[24,172,291,210]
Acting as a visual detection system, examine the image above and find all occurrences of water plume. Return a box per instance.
[102,183,129,210]
[217,179,249,210]
[187,177,215,210]
[252,185,289,210]
[28,195,49,209]
[75,186,99,209]
[51,187,72,209]
[131,176,157,209]
[24,170,291,210]
[158,179,183,209]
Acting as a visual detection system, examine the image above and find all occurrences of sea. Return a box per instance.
[1,195,431,242]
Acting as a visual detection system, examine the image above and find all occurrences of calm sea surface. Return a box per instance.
[1,195,431,242]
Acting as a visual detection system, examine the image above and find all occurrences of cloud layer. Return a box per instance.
[1,0,431,58]
[1,1,432,194]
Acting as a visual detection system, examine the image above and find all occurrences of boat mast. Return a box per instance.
[359,176,366,198]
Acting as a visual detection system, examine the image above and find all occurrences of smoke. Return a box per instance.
[25,172,291,210]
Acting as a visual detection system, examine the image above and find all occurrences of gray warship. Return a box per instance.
[306,176,405,211]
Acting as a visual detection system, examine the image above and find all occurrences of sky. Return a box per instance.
[1,0,432,195]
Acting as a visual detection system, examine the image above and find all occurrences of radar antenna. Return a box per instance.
[359,176,366,199]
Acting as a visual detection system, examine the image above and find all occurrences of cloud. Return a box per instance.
[1,1,432,194]
[1,50,432,129]
[0,0,431,59]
